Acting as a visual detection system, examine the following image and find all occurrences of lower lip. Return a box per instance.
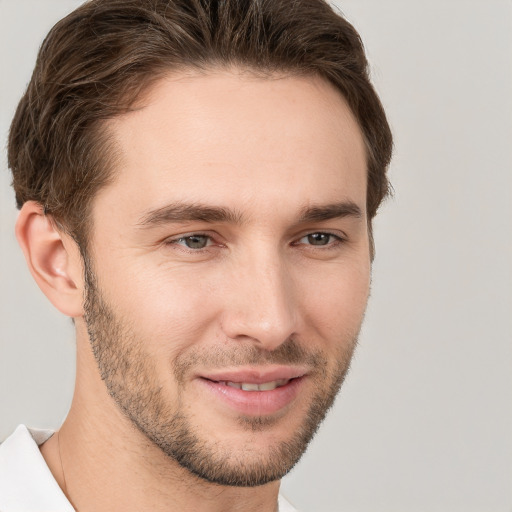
[198,377,304,417]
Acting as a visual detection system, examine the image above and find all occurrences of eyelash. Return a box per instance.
[165,231,345,253]
[167,233,216,251]
[294,232,344,248]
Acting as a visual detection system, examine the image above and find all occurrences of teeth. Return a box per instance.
[222,379,289,391]
[241,383,260,391]
[257,381,281,391]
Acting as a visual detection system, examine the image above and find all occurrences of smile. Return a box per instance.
[197,369,307,417]
[220,379,290,391]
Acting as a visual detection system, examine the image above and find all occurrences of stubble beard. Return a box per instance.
[82,260,360,487]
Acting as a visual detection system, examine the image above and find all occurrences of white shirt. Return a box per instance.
[0,425,298,511]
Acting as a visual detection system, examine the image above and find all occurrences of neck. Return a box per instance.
[40,341,281,512]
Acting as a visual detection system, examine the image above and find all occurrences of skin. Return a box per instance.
[16,69,370,512]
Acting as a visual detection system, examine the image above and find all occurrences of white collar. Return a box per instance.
[0,424,74,511]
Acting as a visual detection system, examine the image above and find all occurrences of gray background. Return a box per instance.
[1,1,511,511]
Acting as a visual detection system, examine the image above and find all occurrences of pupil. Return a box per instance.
[308,233,329,245]
[186,235,207,249]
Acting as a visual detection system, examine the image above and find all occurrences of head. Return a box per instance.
[9,0,392,488]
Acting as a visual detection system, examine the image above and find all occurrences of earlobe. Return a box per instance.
[15,201,84,318]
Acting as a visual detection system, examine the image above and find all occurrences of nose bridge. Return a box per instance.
[222,243,297,350]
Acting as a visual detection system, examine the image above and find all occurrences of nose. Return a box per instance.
[220,251,298,351]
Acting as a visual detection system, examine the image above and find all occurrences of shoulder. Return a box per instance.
[0,425,73,512]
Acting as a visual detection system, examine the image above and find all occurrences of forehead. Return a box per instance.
[95,70,367,225]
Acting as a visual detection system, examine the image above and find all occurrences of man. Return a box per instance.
[0,0,392,510]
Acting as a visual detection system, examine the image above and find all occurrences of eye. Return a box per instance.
[298,232,341,246]
[173,234,212,249]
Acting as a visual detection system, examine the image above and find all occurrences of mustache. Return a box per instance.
[172,338,328,382]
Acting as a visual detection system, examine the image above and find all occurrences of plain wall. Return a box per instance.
[1,1,511,511]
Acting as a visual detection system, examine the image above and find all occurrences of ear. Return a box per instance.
[15,201,84,318]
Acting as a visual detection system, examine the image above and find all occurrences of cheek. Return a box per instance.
[105,263,225,352]
[298,260,370,343]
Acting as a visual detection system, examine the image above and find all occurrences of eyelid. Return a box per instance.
[161,229,346,252]
[293,230,347,246]
[162,231,223,252]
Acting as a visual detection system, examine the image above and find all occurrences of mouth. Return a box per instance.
[197,367,307,417]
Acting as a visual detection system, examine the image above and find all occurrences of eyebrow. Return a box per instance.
[298,202,363,223]
[137,200,362,228]
[137,202,244,227]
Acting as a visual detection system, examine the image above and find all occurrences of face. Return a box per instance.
[81,70,370,486]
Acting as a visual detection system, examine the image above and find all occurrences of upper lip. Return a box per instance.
[199,365,308,384]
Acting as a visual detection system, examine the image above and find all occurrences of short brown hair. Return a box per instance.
[8,0,392,251]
